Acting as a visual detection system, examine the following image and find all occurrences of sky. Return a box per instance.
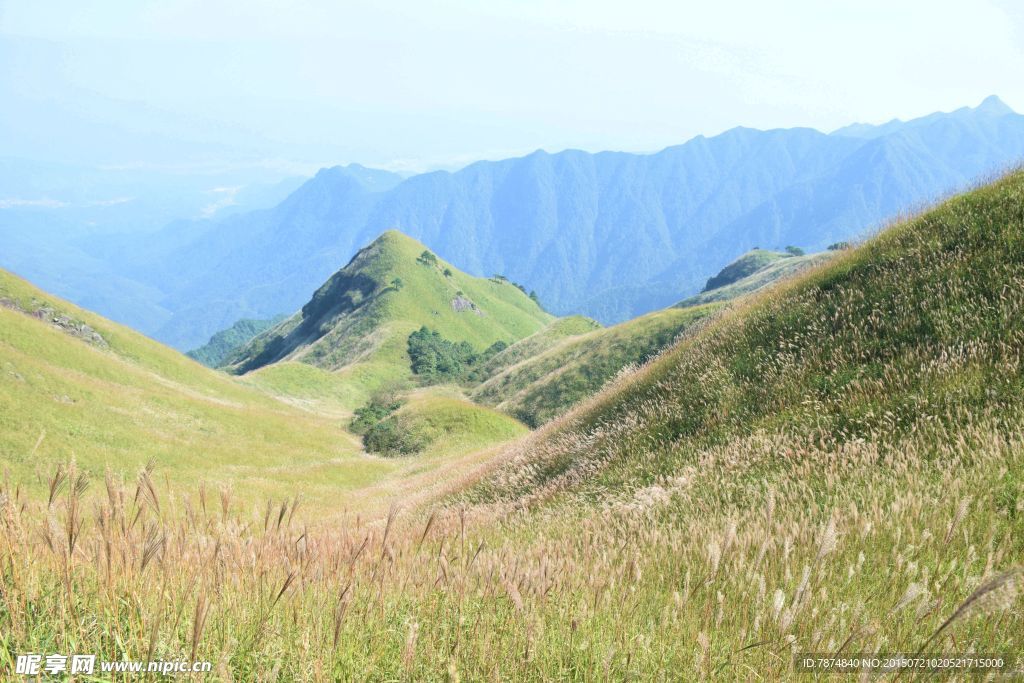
[2,0,1023,173]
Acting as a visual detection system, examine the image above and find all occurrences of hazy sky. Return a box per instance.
[2,0,1022,172]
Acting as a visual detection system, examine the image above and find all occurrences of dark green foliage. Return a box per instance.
[529,291,541,306]
[363,416,426,456]
[408,326,478,381]
[994,473,1020,521]
[443,268,453,277]
[484,340,508,356]
[785,245,805,256]
[186,315,286,368]
[407,327,508,384]
[350,396,402,435]
[390,277,404,291]
[353,389,425,456]
[416,250,438,267]
[828,241,852,251]
[513,407,542,430]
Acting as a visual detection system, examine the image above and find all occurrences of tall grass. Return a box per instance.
[1,420,1021,679]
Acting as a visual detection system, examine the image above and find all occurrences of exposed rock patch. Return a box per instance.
[451,295,484,315]
[1,298,108,348]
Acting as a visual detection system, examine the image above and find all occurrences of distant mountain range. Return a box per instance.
[3,96,1022,350]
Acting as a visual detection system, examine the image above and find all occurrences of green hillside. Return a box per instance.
[227,231,553,404]
[238,361,369,417]
[500,173,1024,495]
[0,269,388,512]
[472,306,718,426]
[460,171,1024,674]
[186,314,286,367]
[477,315,602,378]
[369,389,529,458]
[470,248,836,428]
[677,249,834,307]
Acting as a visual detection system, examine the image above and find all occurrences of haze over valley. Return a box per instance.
[3,96,1022,350]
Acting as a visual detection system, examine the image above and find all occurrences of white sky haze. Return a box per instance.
[2,0,1022,172]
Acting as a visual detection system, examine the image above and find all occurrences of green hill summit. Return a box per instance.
[701,248,792,292]
[226,230,552,382]
[678,247,833,308]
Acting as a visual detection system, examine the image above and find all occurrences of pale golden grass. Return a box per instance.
[1,412,1021,680]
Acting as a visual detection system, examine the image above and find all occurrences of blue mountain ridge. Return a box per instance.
[12,98,1024,349]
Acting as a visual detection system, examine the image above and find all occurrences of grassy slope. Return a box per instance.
[471,250,834,428]
[459,171,1024,673]
[503,173,1024,495]
[477,315,602,378]
[391,388,529,458]
[0,269,390,512]
[236,361,369,418]
[676,250,834,308]
[472,306,719,426]
[228,230,552,410]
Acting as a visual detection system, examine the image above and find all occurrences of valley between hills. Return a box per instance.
[2,225,819,516]
[1,171,1022,678]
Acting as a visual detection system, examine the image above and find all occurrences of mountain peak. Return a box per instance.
[227,232,551,374]
[306,164,403,193]
[976,95,1014,116]
[831,96,1016,140]
[376,227,423,245]
[369,229,431,257]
